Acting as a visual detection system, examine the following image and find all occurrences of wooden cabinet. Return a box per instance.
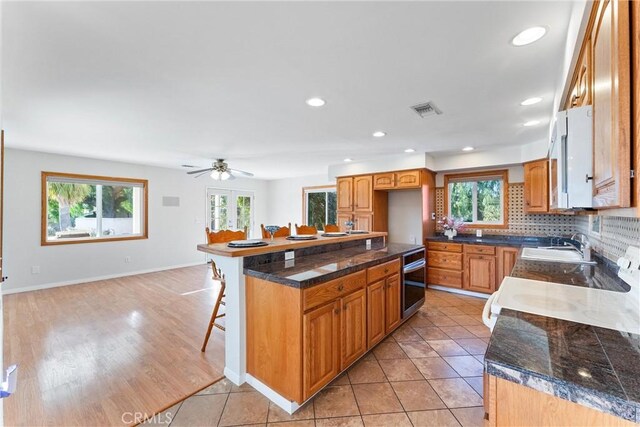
[463,254,496,293]
[354,213,372,232]
[340,289,367,370]
[373,169,421,190]
[497,247,519,286]
[385,273,401,332]
[303,301,340,398]
[353,175,373,211]
[591,0,632,209]
[337,177,353,211]
[523,159,549,213]
[568,37,592,109]
[337,212,353,232]
[367,280,386,348]
[366,261,401,348]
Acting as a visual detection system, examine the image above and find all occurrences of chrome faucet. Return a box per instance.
[566,232,592,261]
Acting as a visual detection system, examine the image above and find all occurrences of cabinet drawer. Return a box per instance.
[427,268,463,288]
[427,251,463,270]
[303,270,366,311]
[428,242,463,253]
[396,170,421,188]
[367,259,400,284]
[464,244,496,255]
[373,173,395,190]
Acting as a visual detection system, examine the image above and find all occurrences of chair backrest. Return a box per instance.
[205,227,247,244]
[261,223,291,238]
[324,224,340,232]
[295,224,318,235]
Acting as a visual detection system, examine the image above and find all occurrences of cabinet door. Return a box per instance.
[396,170,421,189]
[337,177,353,211]
[354,213,372,232]
[341,289,367,370]
[373,173,395,190]
[367,281,386,348]
[496,247,519,289]
[463,254,496,294]
[353,175,373,211]
[592,0,631,208]
[337,211,353,232]
[524,160,549,213]
[303,301,340,399]
[576,37,592,108]
[385,274,401,333]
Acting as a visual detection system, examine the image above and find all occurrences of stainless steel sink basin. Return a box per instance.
[521,247,596,264]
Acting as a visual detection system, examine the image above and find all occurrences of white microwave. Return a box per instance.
[549,105,593,210]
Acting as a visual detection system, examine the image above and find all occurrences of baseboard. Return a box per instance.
[2,261,208,295]
[245,374,300,415]
[428,285,490,299]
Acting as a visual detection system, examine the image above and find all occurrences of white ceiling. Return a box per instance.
[2,1,574,179]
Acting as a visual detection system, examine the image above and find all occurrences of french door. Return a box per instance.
[206,188,255,238]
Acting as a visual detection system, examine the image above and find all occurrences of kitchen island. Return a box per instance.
[197,232,423,413]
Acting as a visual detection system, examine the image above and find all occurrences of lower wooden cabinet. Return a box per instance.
[303,301,340,398]
[464,254,496,293]
[496,247,519,287]
[367,280,386,347]
[385,274,401,332]
[340,289,367,370]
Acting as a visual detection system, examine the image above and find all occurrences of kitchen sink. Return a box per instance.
[520,247,594,264]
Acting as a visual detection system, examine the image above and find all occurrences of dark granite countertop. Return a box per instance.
[485,253,640,422]
[425,234,556,247]
[244,243,423,288]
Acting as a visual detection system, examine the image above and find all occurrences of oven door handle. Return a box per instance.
[403,259,426,274]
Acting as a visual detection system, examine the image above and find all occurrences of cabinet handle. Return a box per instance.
[337,284,344,291]
[384,268,389,274]
[585,174,593,183]
[334,308,340,315]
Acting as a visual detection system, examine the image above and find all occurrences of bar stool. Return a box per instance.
[201,227,247,352]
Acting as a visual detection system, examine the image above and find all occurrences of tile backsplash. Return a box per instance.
[436,183,640,262]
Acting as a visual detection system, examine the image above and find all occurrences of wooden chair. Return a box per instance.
[324,224,340,232]
[260,223,292,238]
[201,227,246,352]
[295,224,318,235]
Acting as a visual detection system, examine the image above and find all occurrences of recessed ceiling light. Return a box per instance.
[344,158,353,162]
[305,97,326,107]
[520,97,543,106]
[404,148,415,153]
[511,26,547,46]
[523,120,541,127]
[372,131,386,138]
[462,146,475,152]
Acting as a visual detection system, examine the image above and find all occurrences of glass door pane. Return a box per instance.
[235,194,253,236]
[207,189,230,231]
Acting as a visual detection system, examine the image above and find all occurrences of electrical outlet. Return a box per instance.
[431,212,436,220]
[31,266,40,275]
[124,257,131,263]
[409,235,416,244]
[366,239,371,250]
[285,250,295,261]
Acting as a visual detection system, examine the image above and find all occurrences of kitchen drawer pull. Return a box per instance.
[384,268,389,274]
[337,284,344,291]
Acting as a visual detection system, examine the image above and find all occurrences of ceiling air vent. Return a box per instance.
[411,101,442,118]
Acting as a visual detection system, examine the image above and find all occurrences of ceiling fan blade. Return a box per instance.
[228,168,254,177]
[194,171,211,178]
[227,173,236,181]
[187,168,214,175]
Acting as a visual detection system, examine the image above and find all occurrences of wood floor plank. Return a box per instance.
[3,264,224,426]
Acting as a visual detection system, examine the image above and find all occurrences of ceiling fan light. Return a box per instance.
[220,171,231,180]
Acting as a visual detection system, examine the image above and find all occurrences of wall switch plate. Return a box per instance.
[124,257,131,263]
[285,250,295,261]
[31,266,40,275]
[366,239,372,250]
[431,212,436,220]
[285,260,295,268]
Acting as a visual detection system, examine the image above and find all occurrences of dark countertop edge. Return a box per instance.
[243,245,423,289]
[485,359,639,422]
[425,234,551,247]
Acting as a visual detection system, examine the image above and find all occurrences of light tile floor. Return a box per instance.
[147,289,489,426]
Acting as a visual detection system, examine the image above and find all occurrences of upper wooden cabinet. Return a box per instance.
[353,175,373,211]
[337,177,353,211]
[591,0,631,208]
[523,159,549,213]
[373,169,421,190]
[568,36,592,109]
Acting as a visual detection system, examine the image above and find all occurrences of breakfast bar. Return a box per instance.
[197,232,424,413]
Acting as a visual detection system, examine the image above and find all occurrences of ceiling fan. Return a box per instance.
[186,159,254,180]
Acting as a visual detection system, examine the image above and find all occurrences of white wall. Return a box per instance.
[3,148,269,293]
[387,190,422,244]
[265,174,332,226]
[435,165,525,187]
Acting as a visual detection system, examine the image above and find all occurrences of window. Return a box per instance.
[206,188,254,237]
[444,170,508,228]
[42,172,148,245]
[303,186,337,230]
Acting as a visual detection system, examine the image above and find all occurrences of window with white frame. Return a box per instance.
[303,186,337,230]
[42,172,148,244]
[444,171,508,227]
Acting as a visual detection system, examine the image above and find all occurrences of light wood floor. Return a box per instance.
[3,264,225,426]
